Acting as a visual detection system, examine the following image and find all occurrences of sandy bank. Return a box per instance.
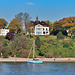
[0,58,75,63]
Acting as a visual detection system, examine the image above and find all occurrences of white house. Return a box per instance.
[30,17,49,35]
[0,29,9,36]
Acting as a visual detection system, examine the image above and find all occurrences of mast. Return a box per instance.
[33,40,35,59]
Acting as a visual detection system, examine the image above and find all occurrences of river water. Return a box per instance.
[0,63,75,75]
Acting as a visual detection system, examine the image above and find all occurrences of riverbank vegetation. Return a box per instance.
[0,33,75,58]
[0,12,75,58]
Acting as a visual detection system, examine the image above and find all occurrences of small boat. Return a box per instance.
[27,40,43,64]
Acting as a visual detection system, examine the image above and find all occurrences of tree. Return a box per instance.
[53,20,64,31]
[0,18,8,28]
[35,36,41,48]
[8,18,23,34]
[8,36,32,57]
[15,12,31,33]
[57,31,64,39]
[26,22,34,38]
[44,20,53,33]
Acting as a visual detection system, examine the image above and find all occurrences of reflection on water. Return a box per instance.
[0,63,75,75]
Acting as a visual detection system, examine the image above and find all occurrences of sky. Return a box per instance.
[0,0,75,23]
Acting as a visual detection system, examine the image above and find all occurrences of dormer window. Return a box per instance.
[44,25,46,27]
[38,25,40,26]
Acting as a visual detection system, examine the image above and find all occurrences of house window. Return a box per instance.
[46,32,48,34]
[46,28,47,30]
[43,28,44,30]
[36,28,42,30]
[38,25,40,26]
[36,32,42,35]
[43,32,45,34]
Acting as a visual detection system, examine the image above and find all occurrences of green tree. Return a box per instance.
[35,36,41,48]
[57,31,64,39]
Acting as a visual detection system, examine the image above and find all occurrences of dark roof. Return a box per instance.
[31,21,49,27]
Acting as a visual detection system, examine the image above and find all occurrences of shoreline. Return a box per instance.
[0,58,75,63]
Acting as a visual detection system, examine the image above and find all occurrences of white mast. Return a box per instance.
[33,40,35,59]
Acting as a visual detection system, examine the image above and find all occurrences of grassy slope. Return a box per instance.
[32,35,75,58]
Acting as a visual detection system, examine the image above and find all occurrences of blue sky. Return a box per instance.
[0,0,75,23]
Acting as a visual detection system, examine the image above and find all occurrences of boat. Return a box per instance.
[27,40,43,64]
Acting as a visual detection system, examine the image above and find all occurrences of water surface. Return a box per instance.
[0,63,75,75]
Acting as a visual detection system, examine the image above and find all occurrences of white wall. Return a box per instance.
[35,24,49,35]
[0,29,9,36]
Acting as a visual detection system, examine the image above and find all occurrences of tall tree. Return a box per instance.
[26,22,34,38]
[0,18,8,29]
[15,12,31,33]
[8,18,23,34]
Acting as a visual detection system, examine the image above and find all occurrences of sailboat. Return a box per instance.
[27,40,43,64]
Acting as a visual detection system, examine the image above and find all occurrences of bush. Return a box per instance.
[21,49,29,58]
[72,35,75,39]
[35,35,38,37]
[45,35,49,37]
[57,31,64,39]
[45,52,53,58]
[3,53,9,58]
[35,36,41,48]
[63,43,70,48]
[5,32,15,40]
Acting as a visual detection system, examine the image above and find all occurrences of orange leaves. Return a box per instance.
[8,18,23,33]
[54,17,75,31]
[0,18,8,29]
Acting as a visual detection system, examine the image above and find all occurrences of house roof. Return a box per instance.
[31,21,49,27]
[31,17,49,27]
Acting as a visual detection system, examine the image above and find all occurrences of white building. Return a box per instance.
[30,17,49,35]
[0,29,9,36]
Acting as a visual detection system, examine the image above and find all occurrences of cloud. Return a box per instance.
[27,2,34,5]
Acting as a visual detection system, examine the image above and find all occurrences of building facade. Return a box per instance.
[31,17,49,35]
[0,29,9,36]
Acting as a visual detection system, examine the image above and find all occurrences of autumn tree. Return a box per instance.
[8,18,23,34]
[8,36,32,57]
[0,18,8,29]
[62,17,75,31]
[62,17,75,37]
[53,17,75,36]
[26,22,34,38]
[44,20,53,33]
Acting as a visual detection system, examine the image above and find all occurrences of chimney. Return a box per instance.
[36,16,38,22]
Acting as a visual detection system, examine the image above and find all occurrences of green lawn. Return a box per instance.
[31,35,57,41]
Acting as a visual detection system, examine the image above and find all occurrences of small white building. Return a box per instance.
[30,17,49,35]
[0,29,9,36]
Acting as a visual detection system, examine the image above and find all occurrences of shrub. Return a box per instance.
[21,49,29,58]
[45,52,53,58]
[72,35,75,39]
[63,43,70,48]
[57,31,64,39]
[5,32,15,40]
[35,35,38,37]
[35,36,41,48]
[45,35,49,37]
[3,53,9,58]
